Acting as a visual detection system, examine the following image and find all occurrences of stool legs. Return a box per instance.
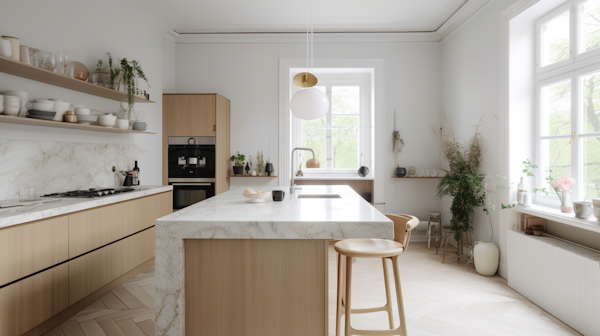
[382,258,394,329]
[344,255,353,336]
[335,254,408,336]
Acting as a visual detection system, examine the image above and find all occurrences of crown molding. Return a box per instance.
[170,0,490,44]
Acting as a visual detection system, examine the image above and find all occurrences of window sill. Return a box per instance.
[515,204,600,234]
[294,174,374,181]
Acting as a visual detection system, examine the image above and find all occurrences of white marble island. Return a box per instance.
[155,185,393,336]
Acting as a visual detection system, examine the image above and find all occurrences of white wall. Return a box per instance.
[440,0,517,268]
[174,42,441,218]
[162,37,176,94]
[0,0,165,189]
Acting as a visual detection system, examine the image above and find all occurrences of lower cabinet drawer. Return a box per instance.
[0,263,69,336]
[68,229,154,305]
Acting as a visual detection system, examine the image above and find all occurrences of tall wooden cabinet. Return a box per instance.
[162,94,231,194]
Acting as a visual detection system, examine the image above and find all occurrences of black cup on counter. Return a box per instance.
[272,190,285,201]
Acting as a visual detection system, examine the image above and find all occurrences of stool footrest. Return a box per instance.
[348,326,404,335]
[347,305,391,314]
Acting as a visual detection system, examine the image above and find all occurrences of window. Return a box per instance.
[292,72,371,175]
[537,0,600,203]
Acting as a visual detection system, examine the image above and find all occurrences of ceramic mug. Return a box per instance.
[19,45,30,65]
[0,38,11,58]
[1,36,20,61]
[115,119,129,129]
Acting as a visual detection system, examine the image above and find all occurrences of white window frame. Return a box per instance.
[536,1,600,205]
[291,73,371,175]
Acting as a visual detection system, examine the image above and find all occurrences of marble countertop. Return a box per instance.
[0,185,172,229]
[156,185,392,239]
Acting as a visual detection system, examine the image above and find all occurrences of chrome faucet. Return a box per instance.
[290,147,320,194]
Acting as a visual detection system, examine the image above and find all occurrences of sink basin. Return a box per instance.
[297,194,341,199]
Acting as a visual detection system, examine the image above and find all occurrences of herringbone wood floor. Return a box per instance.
[45,242,581,336]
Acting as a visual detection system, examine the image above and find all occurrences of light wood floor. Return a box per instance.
[45,242,581,336]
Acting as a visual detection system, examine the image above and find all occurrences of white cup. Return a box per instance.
[115,119,129,129]
[52,101,70,121]
[75,107,90,115]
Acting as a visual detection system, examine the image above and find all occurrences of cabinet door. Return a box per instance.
[68,203,124,258]
[0,216,68,286]
[0,263,68,336]
[165,95,216,136]
[68,231,147,305]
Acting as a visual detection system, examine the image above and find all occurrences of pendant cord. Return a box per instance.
[306,0,309,72]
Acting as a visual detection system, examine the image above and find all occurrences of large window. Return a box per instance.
[292,72,371,175]
[537,0,600,203]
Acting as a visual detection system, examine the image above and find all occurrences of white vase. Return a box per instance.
[473,241,500,276]
[0,38,12,58]
[561,191,572,213]
[523,191,532,207]
[517,176,528,205]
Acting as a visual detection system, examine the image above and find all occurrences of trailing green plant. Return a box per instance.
[230,152,246,167]
[120,58,150,119]
[521,159,550,195]
[96,59,104,71]
[522,159,537,177]
[432,114,485,241]
[106,52,121,90]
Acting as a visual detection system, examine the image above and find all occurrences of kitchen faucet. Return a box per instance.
[290,147,320,194]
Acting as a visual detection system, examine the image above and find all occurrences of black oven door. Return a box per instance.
[168,145,216,179]
[170,181,215,210]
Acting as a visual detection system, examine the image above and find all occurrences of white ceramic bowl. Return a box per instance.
[77,115,98,125]
[98,114,116,127]
[115,119,129,129]
[35,99,53,105]
[31,102,53,111]
[48,98,62,102]
[242,192,271,203]
[75,107,90,115]
[3,106,20,116]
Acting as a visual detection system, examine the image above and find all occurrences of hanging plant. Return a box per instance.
[392,109,405,168]
[120,58,150,119]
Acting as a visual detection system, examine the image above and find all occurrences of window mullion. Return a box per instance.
[572,73,581,201]
[327,85,332,172]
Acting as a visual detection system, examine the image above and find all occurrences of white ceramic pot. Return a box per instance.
[473,241,499,276]
[75,107,90,115]
[1,36,19,61]
[115,119,129,129]
[52,101,70,121]
[98,113,116,127]
[0,38,11,58]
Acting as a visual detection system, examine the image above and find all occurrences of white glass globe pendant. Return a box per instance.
[290,0,329,121]
[290,88,329,120]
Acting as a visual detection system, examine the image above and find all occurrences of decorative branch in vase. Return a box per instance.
[392,109,405,177]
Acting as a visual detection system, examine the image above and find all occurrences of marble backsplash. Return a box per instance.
[0,140,147,200]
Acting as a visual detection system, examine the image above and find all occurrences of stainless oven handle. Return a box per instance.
[172,183,212,186]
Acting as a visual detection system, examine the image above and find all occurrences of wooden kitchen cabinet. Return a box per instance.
[162,94,230,194]
[0,263,69,336]
[0,216,69,286]
[68,201,124,259]
[163,94,216,137]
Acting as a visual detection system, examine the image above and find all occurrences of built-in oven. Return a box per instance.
[168,137,216,209]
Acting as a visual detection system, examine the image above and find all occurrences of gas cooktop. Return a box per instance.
[42,188,136,198]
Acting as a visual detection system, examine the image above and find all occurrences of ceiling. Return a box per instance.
[157,0,485,35]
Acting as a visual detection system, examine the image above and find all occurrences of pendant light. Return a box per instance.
[290,0,329,121]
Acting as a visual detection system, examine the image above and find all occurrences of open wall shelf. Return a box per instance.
[0,115,154,134]
[0,56,155,103]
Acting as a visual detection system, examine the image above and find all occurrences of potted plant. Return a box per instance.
[230,152,246,176]
[120,58,149,120]
[392,109,406,177]
[93,59,110,87]
[433,114,485,262]
[106,52,121,91]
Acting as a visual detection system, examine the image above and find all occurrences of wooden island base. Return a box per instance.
[184,239,329,336]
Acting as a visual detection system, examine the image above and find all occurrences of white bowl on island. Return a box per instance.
[242,188,270,203]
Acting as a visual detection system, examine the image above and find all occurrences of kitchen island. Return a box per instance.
[155,185,393,336]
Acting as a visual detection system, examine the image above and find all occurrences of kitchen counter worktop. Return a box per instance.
[0,185,172,229]
[156,185,392,239]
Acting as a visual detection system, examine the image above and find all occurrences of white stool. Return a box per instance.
[334,214,419,336]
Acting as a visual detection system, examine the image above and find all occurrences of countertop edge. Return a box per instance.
[0,185,173,229]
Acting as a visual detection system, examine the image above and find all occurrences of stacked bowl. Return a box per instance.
[74,106,97,125]
[593,198,600,221]
[26,99,56,120]
[3,95,21,116]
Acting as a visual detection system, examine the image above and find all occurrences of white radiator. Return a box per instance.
[508,230,600,335]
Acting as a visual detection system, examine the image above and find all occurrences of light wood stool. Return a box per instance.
[334,214,419,336]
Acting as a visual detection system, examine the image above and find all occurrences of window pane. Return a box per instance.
[541,138,572,194]
[541,80,571,136]
[580,0,600,53]
[582,72,600,133]
[332,86,360,114]
[583,137,600,200]
[541,11,570,66]
[302,118,326,137]
[581,137,600,201]
[332,116,359,169]
[301,137,325,170]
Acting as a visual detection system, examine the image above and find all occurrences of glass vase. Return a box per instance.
[561,191,572,213]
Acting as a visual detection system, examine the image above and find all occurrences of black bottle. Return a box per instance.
[133,161,140,185]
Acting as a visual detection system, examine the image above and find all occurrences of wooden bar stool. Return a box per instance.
[334,214,419,336]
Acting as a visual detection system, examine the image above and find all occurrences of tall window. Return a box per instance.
[292,72,371,175]
[537,0,600,203]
